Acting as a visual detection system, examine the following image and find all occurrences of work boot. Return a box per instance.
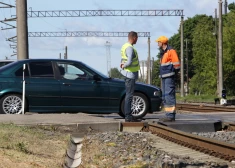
[159,113,176,122]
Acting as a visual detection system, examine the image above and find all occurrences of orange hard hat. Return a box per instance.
[156,36,168,44]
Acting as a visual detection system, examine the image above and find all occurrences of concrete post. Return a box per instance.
[215,8,219,96]
[180,16,184,97]
[185,39,189,95]
[64,46,68,59]
[16,0,29,60]
[224,0,228,14]
[218,0,223,97]
[147,37,151,84]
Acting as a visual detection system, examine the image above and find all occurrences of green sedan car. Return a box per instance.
[0,59,162,118]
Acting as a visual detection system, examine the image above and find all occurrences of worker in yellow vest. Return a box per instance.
[120,31,140,122]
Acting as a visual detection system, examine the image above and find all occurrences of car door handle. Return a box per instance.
[63,83,71,86]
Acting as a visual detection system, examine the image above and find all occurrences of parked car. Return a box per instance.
[0,59,162,118]
[0,60,15,67]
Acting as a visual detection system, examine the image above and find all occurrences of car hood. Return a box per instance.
[109,78,161,90]
[136,82,161,90]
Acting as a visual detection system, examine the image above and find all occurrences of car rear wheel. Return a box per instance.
[0,94,25,114]
[119,92,149,119]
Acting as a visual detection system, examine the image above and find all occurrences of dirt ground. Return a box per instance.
[0,124,71,168]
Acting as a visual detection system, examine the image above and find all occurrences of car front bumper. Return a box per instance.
[150,97,162,112]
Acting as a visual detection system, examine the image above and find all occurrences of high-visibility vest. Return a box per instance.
[159,46,180,78]
[121,43,140,72]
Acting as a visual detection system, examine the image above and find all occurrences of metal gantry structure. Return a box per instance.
[0,1,229,98]
[1,4,185,90]
[27,9,184,17]
[28,31,151,37]
[26,9,184,87]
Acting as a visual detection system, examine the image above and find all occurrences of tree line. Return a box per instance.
[110,2,235,96]
[165,2,235,96]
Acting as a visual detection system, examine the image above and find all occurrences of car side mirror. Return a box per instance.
[93,74,101,81]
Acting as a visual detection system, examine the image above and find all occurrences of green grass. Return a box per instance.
[0,123,69,168]
[176,94,219,103]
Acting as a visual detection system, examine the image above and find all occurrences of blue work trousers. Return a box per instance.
[124,78,135,120]
[162,76,176,113]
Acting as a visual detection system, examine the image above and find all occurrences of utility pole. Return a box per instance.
[151,57,154,85]
[142,61,145,81]
[147,37,151,84]
[64,46,68,72]
[180,16,184,97]
[215,8,219,96]
[64,46,67,59]
[59,53,61,59]
[224,0,228,14]
[185,39,189,95]
[16,0,29,60]
[105,41,111,77]
[218,0,223,97]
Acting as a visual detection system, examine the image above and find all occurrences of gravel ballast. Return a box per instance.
[79,132,232,168]
[192,131,235,144]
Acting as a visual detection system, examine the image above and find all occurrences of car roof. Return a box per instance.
[0,58,82,73]
[14,58,82,63]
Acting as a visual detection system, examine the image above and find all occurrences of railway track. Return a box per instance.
[176,103,235,112]
[147,123,235,162]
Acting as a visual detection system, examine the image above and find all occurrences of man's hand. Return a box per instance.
[120,63,124,69]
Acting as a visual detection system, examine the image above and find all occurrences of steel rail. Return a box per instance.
[148,123,235,161]
[176,103,235,112]
[223,122,235,131]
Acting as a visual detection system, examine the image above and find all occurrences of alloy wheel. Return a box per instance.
[131,96,146,116]
[2,95,22,114]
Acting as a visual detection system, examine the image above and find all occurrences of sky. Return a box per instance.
[0,0,233,75]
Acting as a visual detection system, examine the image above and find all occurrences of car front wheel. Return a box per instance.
[119,92,149,119]
[0,94,24,114]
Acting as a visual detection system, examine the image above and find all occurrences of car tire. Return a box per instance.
[0,94,26,114]
[119,92,149,119]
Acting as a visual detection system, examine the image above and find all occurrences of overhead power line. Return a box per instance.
[27,9,184,17]
[0,1,16,58]
[28,31,151,37]
[0,2,15,8]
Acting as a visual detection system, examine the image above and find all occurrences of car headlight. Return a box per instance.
[154,91,161,97]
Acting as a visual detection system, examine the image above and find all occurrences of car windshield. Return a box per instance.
[80,62,108,78]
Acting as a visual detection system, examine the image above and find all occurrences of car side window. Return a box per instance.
[15,64,29,77]
[57,62,93,80]
[29,62,54,78]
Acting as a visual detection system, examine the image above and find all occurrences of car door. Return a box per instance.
[56,61,110,112]
[25,61,61,110]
